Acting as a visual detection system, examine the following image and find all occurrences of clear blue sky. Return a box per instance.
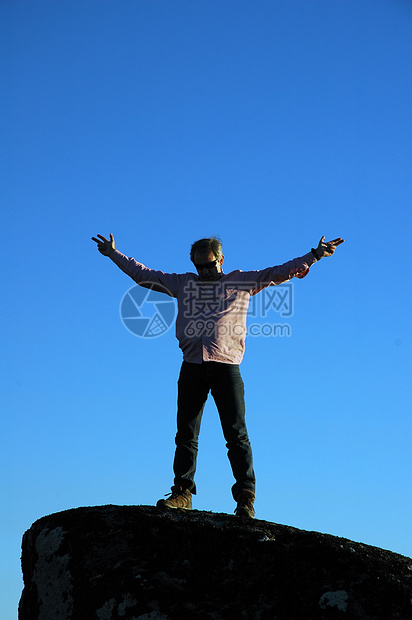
[1,1,411,616]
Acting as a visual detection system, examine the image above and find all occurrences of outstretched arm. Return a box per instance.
[311,236,344,260]
[91,233,116,256]
[241,235,345,294]
[91,232,182,297]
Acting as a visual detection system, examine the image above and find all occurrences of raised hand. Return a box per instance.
[315,235,344,258]
[91,233,115,256]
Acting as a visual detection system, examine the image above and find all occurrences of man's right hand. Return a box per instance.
[91,233,115,256]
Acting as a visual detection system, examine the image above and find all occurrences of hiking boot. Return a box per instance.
[234,489,255,518]
[156,486,192,511]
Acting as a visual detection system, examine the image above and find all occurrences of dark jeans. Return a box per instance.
[173,361,255,500]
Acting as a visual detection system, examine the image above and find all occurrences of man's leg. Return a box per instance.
[173,361,209,494]
[209,363,255,503]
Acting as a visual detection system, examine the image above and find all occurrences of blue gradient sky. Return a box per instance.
[1,1,411,616]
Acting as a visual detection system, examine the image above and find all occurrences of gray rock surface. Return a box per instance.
[19,505,412,619]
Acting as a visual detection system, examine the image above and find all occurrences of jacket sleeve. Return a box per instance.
[109,249,182,298]
[234,251,317,295]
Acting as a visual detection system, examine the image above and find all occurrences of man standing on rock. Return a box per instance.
[92,233,344,517]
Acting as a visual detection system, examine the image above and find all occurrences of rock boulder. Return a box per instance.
[19,505,412,619]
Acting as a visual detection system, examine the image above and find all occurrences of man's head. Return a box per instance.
[190,237,224,282]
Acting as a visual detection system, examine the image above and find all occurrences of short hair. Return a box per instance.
[190,236,223,263]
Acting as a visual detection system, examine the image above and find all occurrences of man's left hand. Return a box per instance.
[315,236,344,258]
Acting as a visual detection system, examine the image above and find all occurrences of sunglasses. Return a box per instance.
[194,259,218,271]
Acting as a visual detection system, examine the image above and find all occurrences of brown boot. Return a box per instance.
[234,489,255,518]
[156,486,192,511]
